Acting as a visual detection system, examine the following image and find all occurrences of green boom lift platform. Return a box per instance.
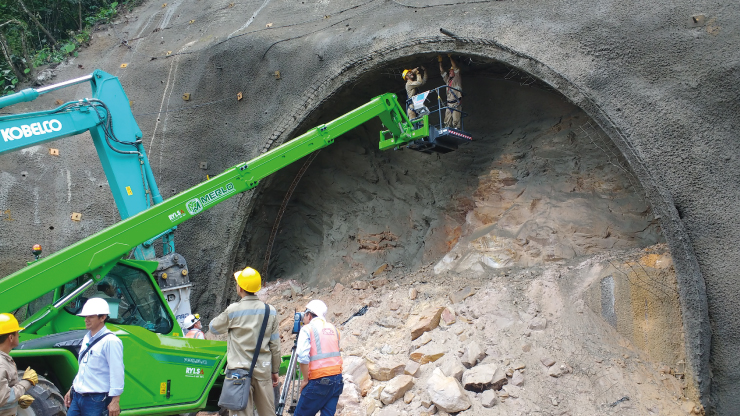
[0,70,471,415]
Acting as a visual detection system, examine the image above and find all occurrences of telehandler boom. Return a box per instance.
[0,70,194,326]
[0,70,470,415]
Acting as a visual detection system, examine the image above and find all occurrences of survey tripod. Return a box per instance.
[276,311,305,415]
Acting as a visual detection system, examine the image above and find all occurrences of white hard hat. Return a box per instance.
[183,314,199,329]
[305,300,328,318]
[77,298,110,316]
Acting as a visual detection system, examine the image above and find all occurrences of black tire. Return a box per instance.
[16,371,66,416]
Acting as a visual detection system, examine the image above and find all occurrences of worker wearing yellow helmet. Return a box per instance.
[403,65,427,120]
[210,267,281,416]
[0,313,38,415]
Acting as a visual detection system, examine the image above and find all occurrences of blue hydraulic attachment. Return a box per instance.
[0,70,173,260]
[0,70,194,329]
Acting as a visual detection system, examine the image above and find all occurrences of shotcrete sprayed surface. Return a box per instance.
[1,0,738,412]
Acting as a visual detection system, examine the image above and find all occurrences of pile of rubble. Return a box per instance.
[248,245,702,416]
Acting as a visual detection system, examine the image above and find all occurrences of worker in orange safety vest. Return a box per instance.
[183,314,205,340]
[293,300,344,416]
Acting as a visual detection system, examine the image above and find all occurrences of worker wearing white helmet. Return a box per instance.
[293,299,344,416]
[183,314,205,340]
[64,298,124,416]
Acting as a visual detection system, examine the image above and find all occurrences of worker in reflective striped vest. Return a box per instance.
[183,314,205,340]
[293,300,344,416]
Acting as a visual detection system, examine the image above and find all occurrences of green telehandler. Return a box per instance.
[0,70,471,415]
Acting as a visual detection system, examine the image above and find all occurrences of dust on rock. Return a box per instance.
[203,244,696,416]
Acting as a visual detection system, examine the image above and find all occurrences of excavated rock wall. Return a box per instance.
[241,74,663,285]
[0,0,737,412]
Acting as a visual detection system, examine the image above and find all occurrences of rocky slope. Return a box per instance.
[205,243,698,415]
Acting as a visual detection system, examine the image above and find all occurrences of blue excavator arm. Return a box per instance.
[0,70,171,259]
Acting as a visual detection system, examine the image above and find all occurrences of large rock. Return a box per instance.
[404,360,421,377]
[481,390,497,408]
[528,316,547,331]
[461,364,508,392]
[511,369,525,386]
[462,364,499,392]
[368,384,384,400]
[449,286,475,304]
[344,356,372,396]
[410,343,446,364]
[351,281,369,290]
[366,357,405,381]
[427,368,472,413]
[461,341,485,368]
[380,375,415,405]
[410,306,444,340]
[502,384,522,398]
[439,356,466,381]
[540,356,556,367]
[336,376,364,416]
[548,363,569,378]
[362,396,376,415]
[371,278,389,288]
[441,307,456,325]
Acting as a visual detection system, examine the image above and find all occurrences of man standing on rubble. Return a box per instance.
[439,54,463,129]
[294,300,344,416]
[64,298,124,416]
[209,267,280,416]
[403,66,427,119]
[0,313,37,416]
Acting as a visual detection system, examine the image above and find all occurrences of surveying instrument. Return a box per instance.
[275,311,305,415]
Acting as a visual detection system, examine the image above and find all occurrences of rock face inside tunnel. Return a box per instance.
[240,73,663,287]
[1,0,738,411]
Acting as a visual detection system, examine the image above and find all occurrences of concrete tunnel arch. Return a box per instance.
[221,36,710,406]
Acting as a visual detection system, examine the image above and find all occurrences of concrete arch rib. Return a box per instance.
[239,35,710,407]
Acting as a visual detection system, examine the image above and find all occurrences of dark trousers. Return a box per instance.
[293,374,344,416]
[67,391,111,416]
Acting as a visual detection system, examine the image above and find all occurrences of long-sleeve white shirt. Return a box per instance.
[296,322,313,365]
[72,327,124,396]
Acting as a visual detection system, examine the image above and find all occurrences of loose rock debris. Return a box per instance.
[203,245,700,415]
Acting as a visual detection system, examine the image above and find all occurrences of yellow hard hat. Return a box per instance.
[0,313,23,335]
[402,69,411,79]
[234,267,261,293]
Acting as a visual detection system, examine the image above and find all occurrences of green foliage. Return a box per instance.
[0,69,19,93]
[86,2,119,26]
[61,42,75,54]
[1,0,141,95]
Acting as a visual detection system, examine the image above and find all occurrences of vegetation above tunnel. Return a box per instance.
[0,0,142,94]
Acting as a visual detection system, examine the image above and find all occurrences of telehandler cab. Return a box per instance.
[0,70,471,415]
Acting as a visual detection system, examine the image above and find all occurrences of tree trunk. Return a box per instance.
[78,0,82,31]
[0,31,25,81]
[14,0,56,45]
[19,32,33,81]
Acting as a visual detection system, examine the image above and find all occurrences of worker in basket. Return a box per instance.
[184,314,205,339]
[403,66,427,120]
[439,54,463,129]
